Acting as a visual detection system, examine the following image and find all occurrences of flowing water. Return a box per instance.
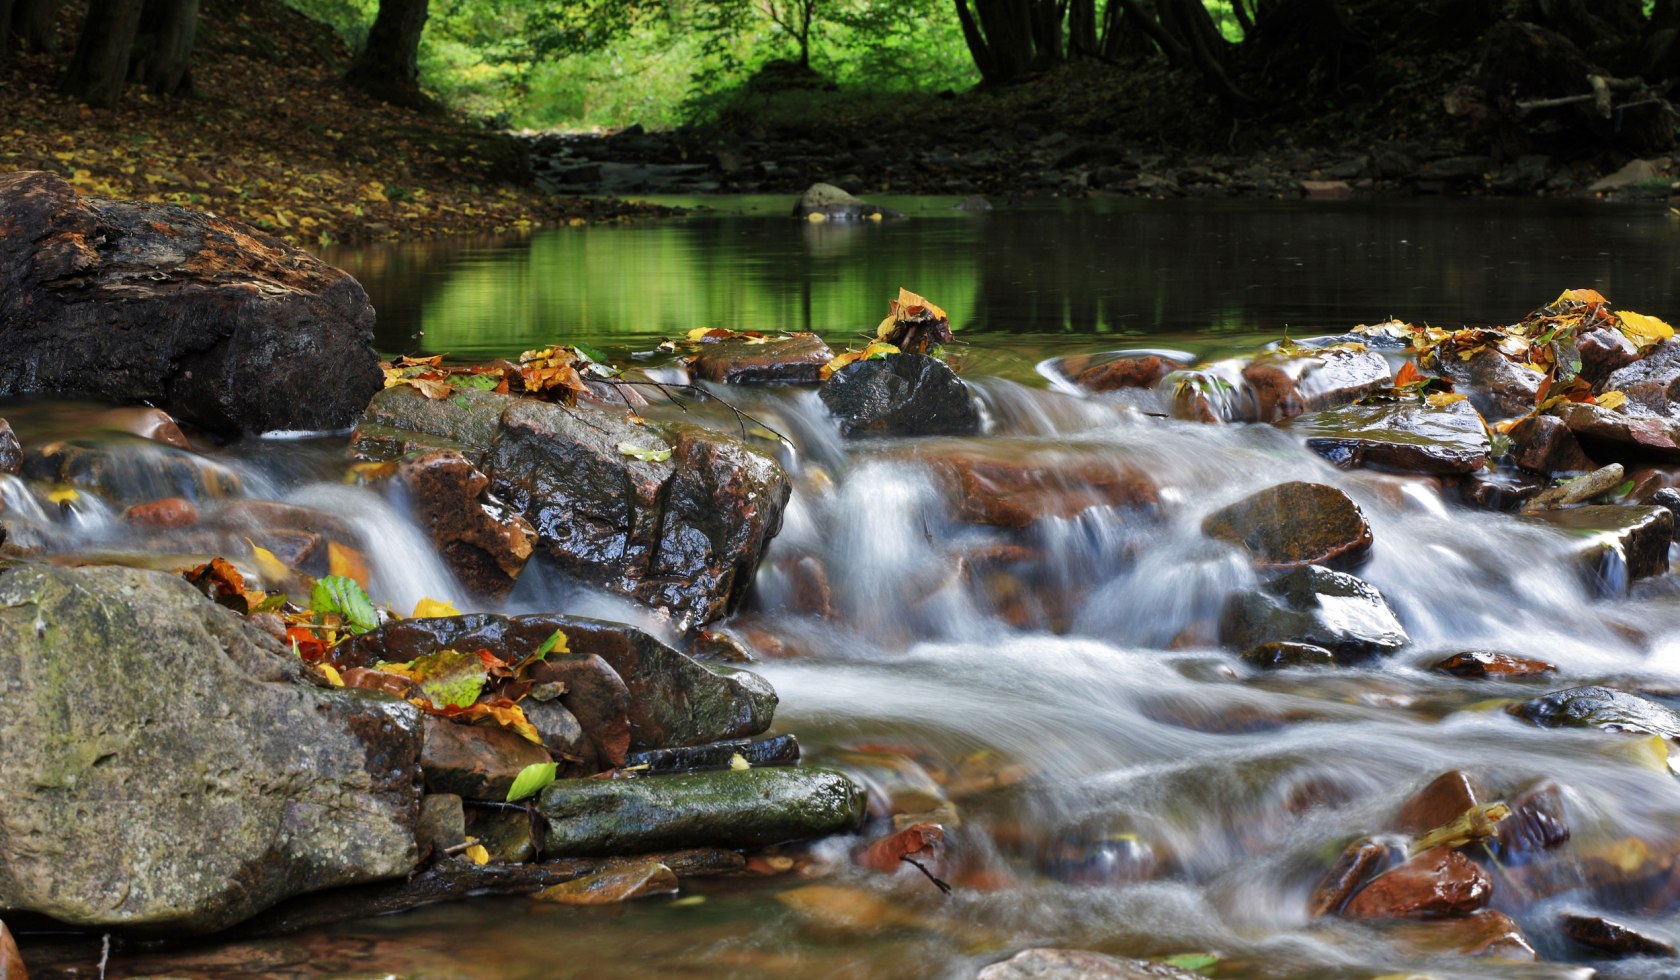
[20,198,1680,978]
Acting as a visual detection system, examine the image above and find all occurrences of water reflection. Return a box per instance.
[329,196,1680,364]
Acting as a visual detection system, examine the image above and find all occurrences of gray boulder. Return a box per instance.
[819,353,982,438]
[1220,565,1409,662]
[0,564,422,932]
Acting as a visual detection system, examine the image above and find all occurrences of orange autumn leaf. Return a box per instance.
[1394,361,1423,386]
[855,823,946,873]
[328,541,370,590]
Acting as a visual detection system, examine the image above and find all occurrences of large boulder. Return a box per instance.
[1240,346,1392,422]
[819,353,982,438]
[0,171,381,437]
[353,387,790,626]
[1202,482,1372,569]
[0,564,422,933]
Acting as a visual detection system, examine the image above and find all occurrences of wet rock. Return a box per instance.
[23,437,242,505]
[1052,350,1192,393]
[1509,415,1597,476]
[0,564,421,932]
[1310,836,1400,916]
[1523,505,1672,593]
[1579,328,1641,385]
[0,919,21,980]
[490,402,791,625]
[914,440,1159,529]
[0,171,381,436]
[1242,641,1337,669]
[416,794,466,861]
[1241,347,1392,422]
[1607,339,1680,417]
[1650,486,1680,523]
[1428,348,1542,420]
[1431,651,1557,679]
[976,948,1203,979]
[1492,780,1570,861]
[467,806,538,864]
[538,767,866,855]
[87,405,189,448]
[819,353,982,438]
[1294,401,1490,475]
[1385,909,1538,960]
[1341,846,1493,920]
[337,614,776,752]
[624,734,801,775]
[351,386,514,465]
[421,716,553,801]
[1521,463,1626,512]
[398,450,535,599]
[689,332,835,385]
[1202,481,1372,569]
[1552,402,1680,463]
[1394,771,1487,835]
[1219,565,1409,662]
[791,182,904,221]
[1459,470,1545,511]
[123,496,201,528]
[1560,913,1677,957]
[1507,686,1680,739]
[0,420,19,476]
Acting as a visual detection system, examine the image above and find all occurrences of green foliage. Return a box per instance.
[507,761,559,801]
[310,575,379,633]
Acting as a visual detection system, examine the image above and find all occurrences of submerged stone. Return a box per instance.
[1508,686,1680,740]
[1383,909,1538,960]
[1522,504,1672,594]
[23,437,243,505]
[1294,400,1490,475]
[689,332,834,385]
[819,353,982,438]
[0,565,421,932]
[1491,780,1570,862]
[1431,651,1557,679]
[1050,350,1192,393]
[538,767,866,855]
[911,439,1159,529]
[1202,481,1373,569]
[1241,641,1338,669]
[1393,771,1487,835]
[1560,913,1677,958]
[1340,846,1493,920]
[1219,565,1409,661]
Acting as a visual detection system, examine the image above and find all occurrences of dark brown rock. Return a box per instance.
[1492,780,1570,861]
[1429,347,1541,420]
[415,793,466,861]
[24,437,242,505]
[1458,470,1545,511]
[1296,401,1491,475]
[520,651,630,769]
[1524,505,1672,594]
[1561,913,1677,957]
[0,171,380,436]
[914,440,1159,530]
[1242,641,1337,669]
[0,420,19,476]
[87,406,190,448]
[689,332,834,385]
[1394,771,1487,835]
[1432,651,1557,679]
[1203,481,1372,569]
[123,496,201,528]
[420,716,552,801]
[1579,328,1641,385]
[0,919,22,980]
[1056,351,1191,393]
[1553,401,1680,463]
[1309,836,1399,916]
[467,806,538,864]
[1384,909,1537,960]
[398,450,534,599]
[1241,346,1393,422]
[1607,339,1680,417]
[1509,415,1596,475]
[1341,846,1493,920]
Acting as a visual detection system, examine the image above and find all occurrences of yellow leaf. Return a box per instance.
[46,486,79,504]
[1617,310,1674,348]
[820,342,900,380]
[874,312,898,341]
[412,597,460,619]
[1557,287,1609,305]
[328,541,370,590]
[246,537,293,585]
[1425,392,1467,407]
[465,843,489,865]
[319,664,345,687]
[1597,390,1628,411]
[729,752,750,771]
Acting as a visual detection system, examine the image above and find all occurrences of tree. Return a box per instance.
[12,0,58,53]
[62,0,145,108]
[952,0,1065,84]
[130,0,199,97]
[346,0,435,110]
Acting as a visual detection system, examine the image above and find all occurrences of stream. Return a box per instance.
[21,197,1680,978]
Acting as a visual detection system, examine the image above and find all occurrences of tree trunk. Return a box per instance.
[346,0,432,110]
[0,0,16,63]
[130,0,196,96]
[12,0,58,52]
[953,0,1000,81]
[61,0,144,108]
[955,0,1063,83]
[1068,0,1096,57]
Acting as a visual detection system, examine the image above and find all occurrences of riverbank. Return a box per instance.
[0,0,676,247]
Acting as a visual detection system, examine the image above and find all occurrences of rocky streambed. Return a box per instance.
[7,172,1680,976]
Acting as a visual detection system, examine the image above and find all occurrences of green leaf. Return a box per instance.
[310,575,379,633]
[571,341,608,362]
[380,648,487,708]
[455,373,501,391]
[532,629,568,663]
[1160,953,1219,974]
[617,441,673,463]
[453,395,470,409]
[507,761,559,802]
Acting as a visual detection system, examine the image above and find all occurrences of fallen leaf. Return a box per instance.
[533,859,678,904]
[1617,310,1674,348]
[412,596,460,619]
[855,823,945,873]
[618,441,673,463]
[507,761,559,802]
[328,541,370,589]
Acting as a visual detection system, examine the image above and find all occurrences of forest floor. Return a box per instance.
[0,0,676,247]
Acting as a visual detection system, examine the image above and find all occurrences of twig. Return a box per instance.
[97,933,111,979]
[603,378,793,447]
[899,855,953,896]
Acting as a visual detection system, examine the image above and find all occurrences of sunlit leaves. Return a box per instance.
[378,649,488,709]
[1617,310,1674,348]
[412,597,461,618]
[310,575,379,634]
[507,761,559,802]
[617,441,673,462]
[821,341,900,379]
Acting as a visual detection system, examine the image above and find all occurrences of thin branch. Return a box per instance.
[899,855,953,895]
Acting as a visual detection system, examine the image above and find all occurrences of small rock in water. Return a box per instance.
[1202,481,1373,569]
[1507,686,1680,740]
[1427,347,1541,421]
[1309,836,1401,917]
[1431,651,1557,679]
[1241,641,1337,669]
[1295,401,1490,475]
[532,857,678,905]
[689,332,834,385]
[1219,564,1409,662]
[1241,346,1392,422]
[818,353,982,438]
[1458,469,1545,512]
[1521,463,1626,512]
[1393,770,1487,836]
[791,182,904,221]
[1508,415,1597,476]
[1492,780,1570,862]
[1051,350,1191,393]
[123,496,201,528]
[1522,504,1672,594]
[0,419,21,475]
[976,948,1203,980]
[1383,909,1538,960]
[1341,845,1493,920]
[1560,913,1677,958]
